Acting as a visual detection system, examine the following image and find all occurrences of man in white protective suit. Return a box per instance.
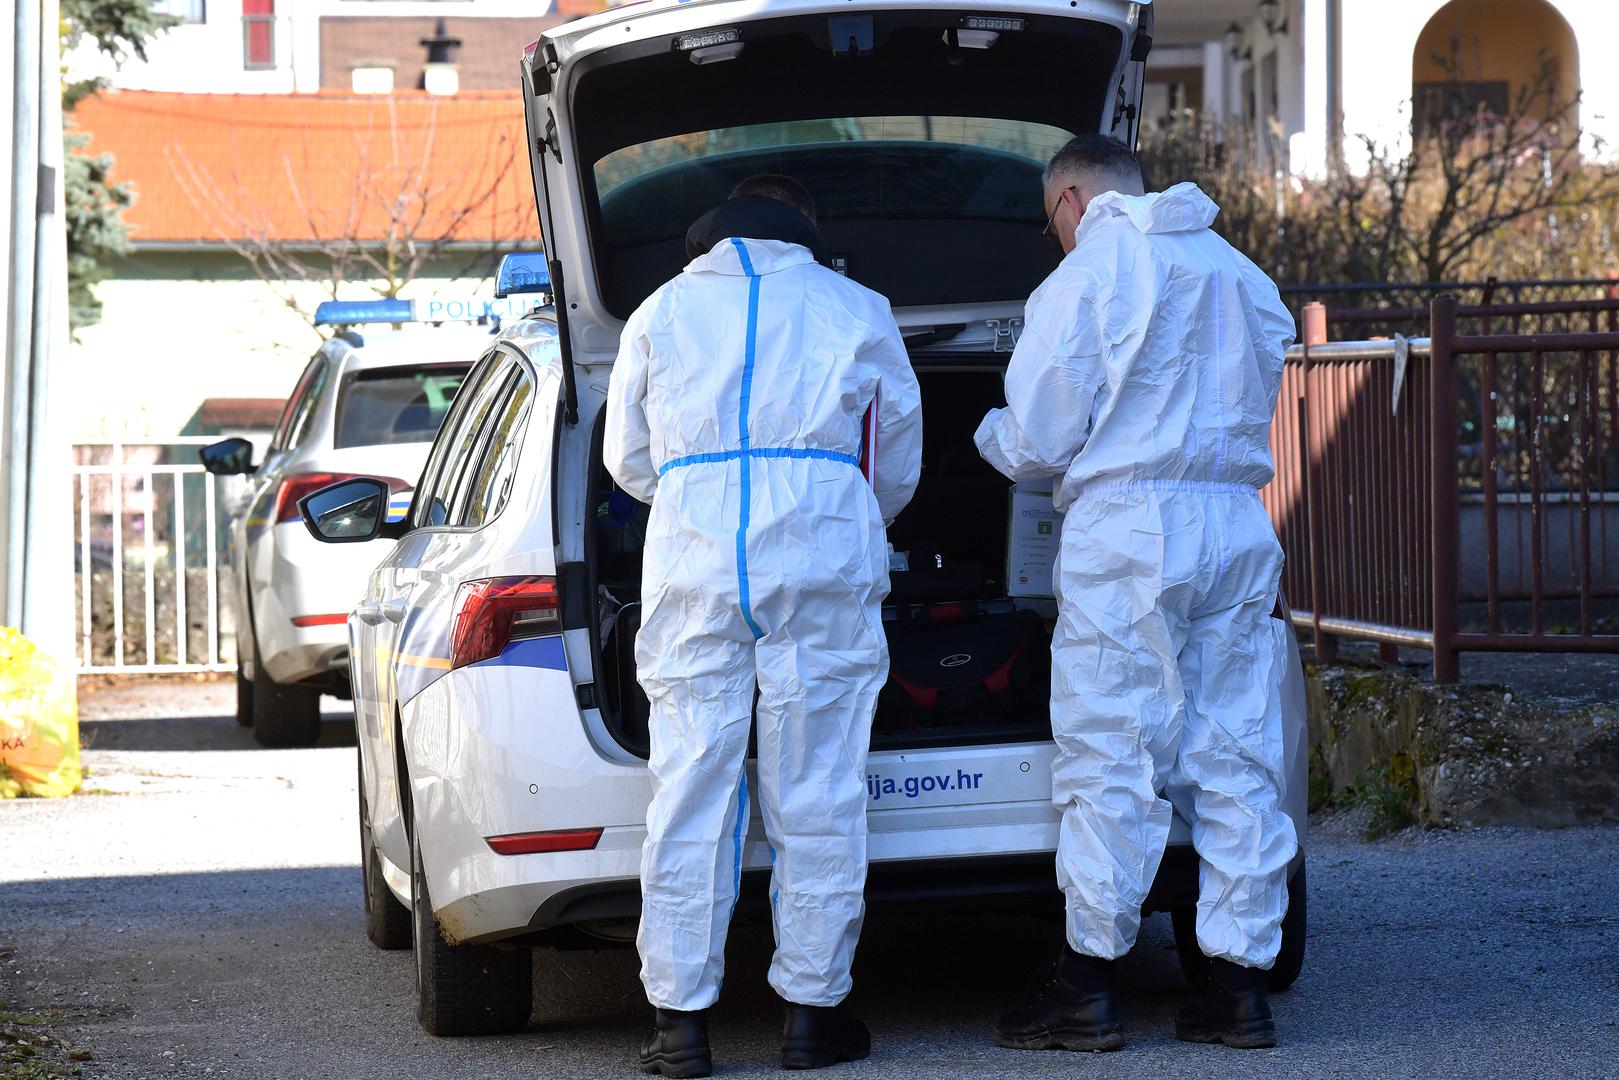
[975,135,1298,1052]
[604,174,923,1078]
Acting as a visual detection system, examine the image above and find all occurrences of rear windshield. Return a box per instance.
[595,116,1074,248]
[334,365,469,449]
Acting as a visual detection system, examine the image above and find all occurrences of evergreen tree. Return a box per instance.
[60,0,177,329]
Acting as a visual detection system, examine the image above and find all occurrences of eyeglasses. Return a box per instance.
[1042,186,1078,246]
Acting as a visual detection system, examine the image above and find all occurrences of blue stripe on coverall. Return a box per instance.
[656,446,860,476]
[730,237,767,641]
[732,774,749,897]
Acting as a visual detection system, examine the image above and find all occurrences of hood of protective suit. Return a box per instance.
[685,196,828,263]
[1079,181,1220,237]
[974,179,1296,512]
[682,234,819,280]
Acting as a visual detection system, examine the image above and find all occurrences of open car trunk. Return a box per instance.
[540,1,1152,756]
[587,353,1055,758]
[523,0,1149,352]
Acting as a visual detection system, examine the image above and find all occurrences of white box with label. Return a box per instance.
[1006,484,1065,598]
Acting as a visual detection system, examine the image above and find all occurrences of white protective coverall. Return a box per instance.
[975,182,1299,969]
[605,236,923,1011]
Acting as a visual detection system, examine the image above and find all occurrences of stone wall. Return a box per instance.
[1308,661,1619,829]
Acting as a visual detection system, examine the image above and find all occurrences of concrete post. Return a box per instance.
[4,0,74,663]
[1301,302,1338,664]
[1429,296,1461,683]
[6,0,43,633]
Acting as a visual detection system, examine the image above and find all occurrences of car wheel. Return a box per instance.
[251,671,323,748]
[234,661,254,728]
[1170,860,1307,993]
[359,753,411,950]
[1268,862,1307,991]
[411,824,532,1036]
[1170,905,1208,991]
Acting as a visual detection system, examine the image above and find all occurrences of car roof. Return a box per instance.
[332,323,496,373]
[496,310,561,358]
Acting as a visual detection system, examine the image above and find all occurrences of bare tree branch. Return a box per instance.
[168,97,524,330]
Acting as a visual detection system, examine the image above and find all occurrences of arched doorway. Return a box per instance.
[1410,0,1578,136]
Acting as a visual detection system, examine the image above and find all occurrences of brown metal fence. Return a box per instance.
[1267,296,1619,680]
[1326,297,1619,341]
[1278,276,1619,328]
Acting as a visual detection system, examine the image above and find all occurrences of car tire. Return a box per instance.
[1268,862,1307,991]
[234,662,254,728]
[1170,860,1307,993]
[251,671,323,748]
[411,825,532,1036]
[359,754,411,950]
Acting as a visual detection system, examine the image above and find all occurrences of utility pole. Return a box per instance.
[4,0,73,660]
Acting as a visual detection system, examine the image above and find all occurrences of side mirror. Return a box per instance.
[200,437,255,476]
[298,479,406,544]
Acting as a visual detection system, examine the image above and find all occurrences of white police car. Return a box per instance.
[304,0,1308,1037]
[201,302,497,746]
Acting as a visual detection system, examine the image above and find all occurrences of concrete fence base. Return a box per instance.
[1307,661,1619,829]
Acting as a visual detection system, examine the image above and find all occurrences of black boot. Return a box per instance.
[1175,957,1277,1049]
[639,1008,713,1078]
[994,948,1125,1052]
[781,1001,871,1070]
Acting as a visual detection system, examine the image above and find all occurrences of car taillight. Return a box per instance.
[450,576,561,670]
[275,473,410,523]
[485,828,603,856]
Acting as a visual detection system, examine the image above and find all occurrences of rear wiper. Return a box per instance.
[902,324,967,350]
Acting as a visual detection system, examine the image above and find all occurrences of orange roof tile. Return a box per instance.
[70,90,543,247]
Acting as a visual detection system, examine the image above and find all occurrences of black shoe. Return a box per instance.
[781,1001,871,1070]
[639,1008,713,1078]
[994,948,1125,1052]
[1175,958,1277,1049]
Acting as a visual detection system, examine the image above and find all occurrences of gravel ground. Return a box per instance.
[2,683,1617,1079]
[1321,640,1619,705]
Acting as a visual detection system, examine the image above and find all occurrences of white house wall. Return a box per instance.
[1340,0,1619,160]
[68,0,556,95]
[67,253,503,438]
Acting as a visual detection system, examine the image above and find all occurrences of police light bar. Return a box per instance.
[313,294,548,328]
[313,299,414,326]
[494,252,552,300]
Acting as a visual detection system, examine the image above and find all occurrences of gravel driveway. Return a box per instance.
[2,682,1616,1079]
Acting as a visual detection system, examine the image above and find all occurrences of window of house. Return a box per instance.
[243,0,274,69]
[1261,51,1280,124]
[1413,80,1511,138]
[155,0,205,23]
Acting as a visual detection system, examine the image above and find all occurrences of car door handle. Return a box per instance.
[380,598,408,623]
[355,603,384,626]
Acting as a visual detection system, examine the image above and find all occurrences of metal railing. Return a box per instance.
[1279,276,1619,324]
[73,439,239,675]
[1267,297,1619,680]
[1325,296,1619,341]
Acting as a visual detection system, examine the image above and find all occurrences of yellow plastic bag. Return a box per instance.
[0,625,81,798]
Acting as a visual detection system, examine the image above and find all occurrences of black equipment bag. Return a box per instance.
[880,605,1048,729]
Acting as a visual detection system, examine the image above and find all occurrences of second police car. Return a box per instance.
[301,0,1310,1036]
[201,304,493,746]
